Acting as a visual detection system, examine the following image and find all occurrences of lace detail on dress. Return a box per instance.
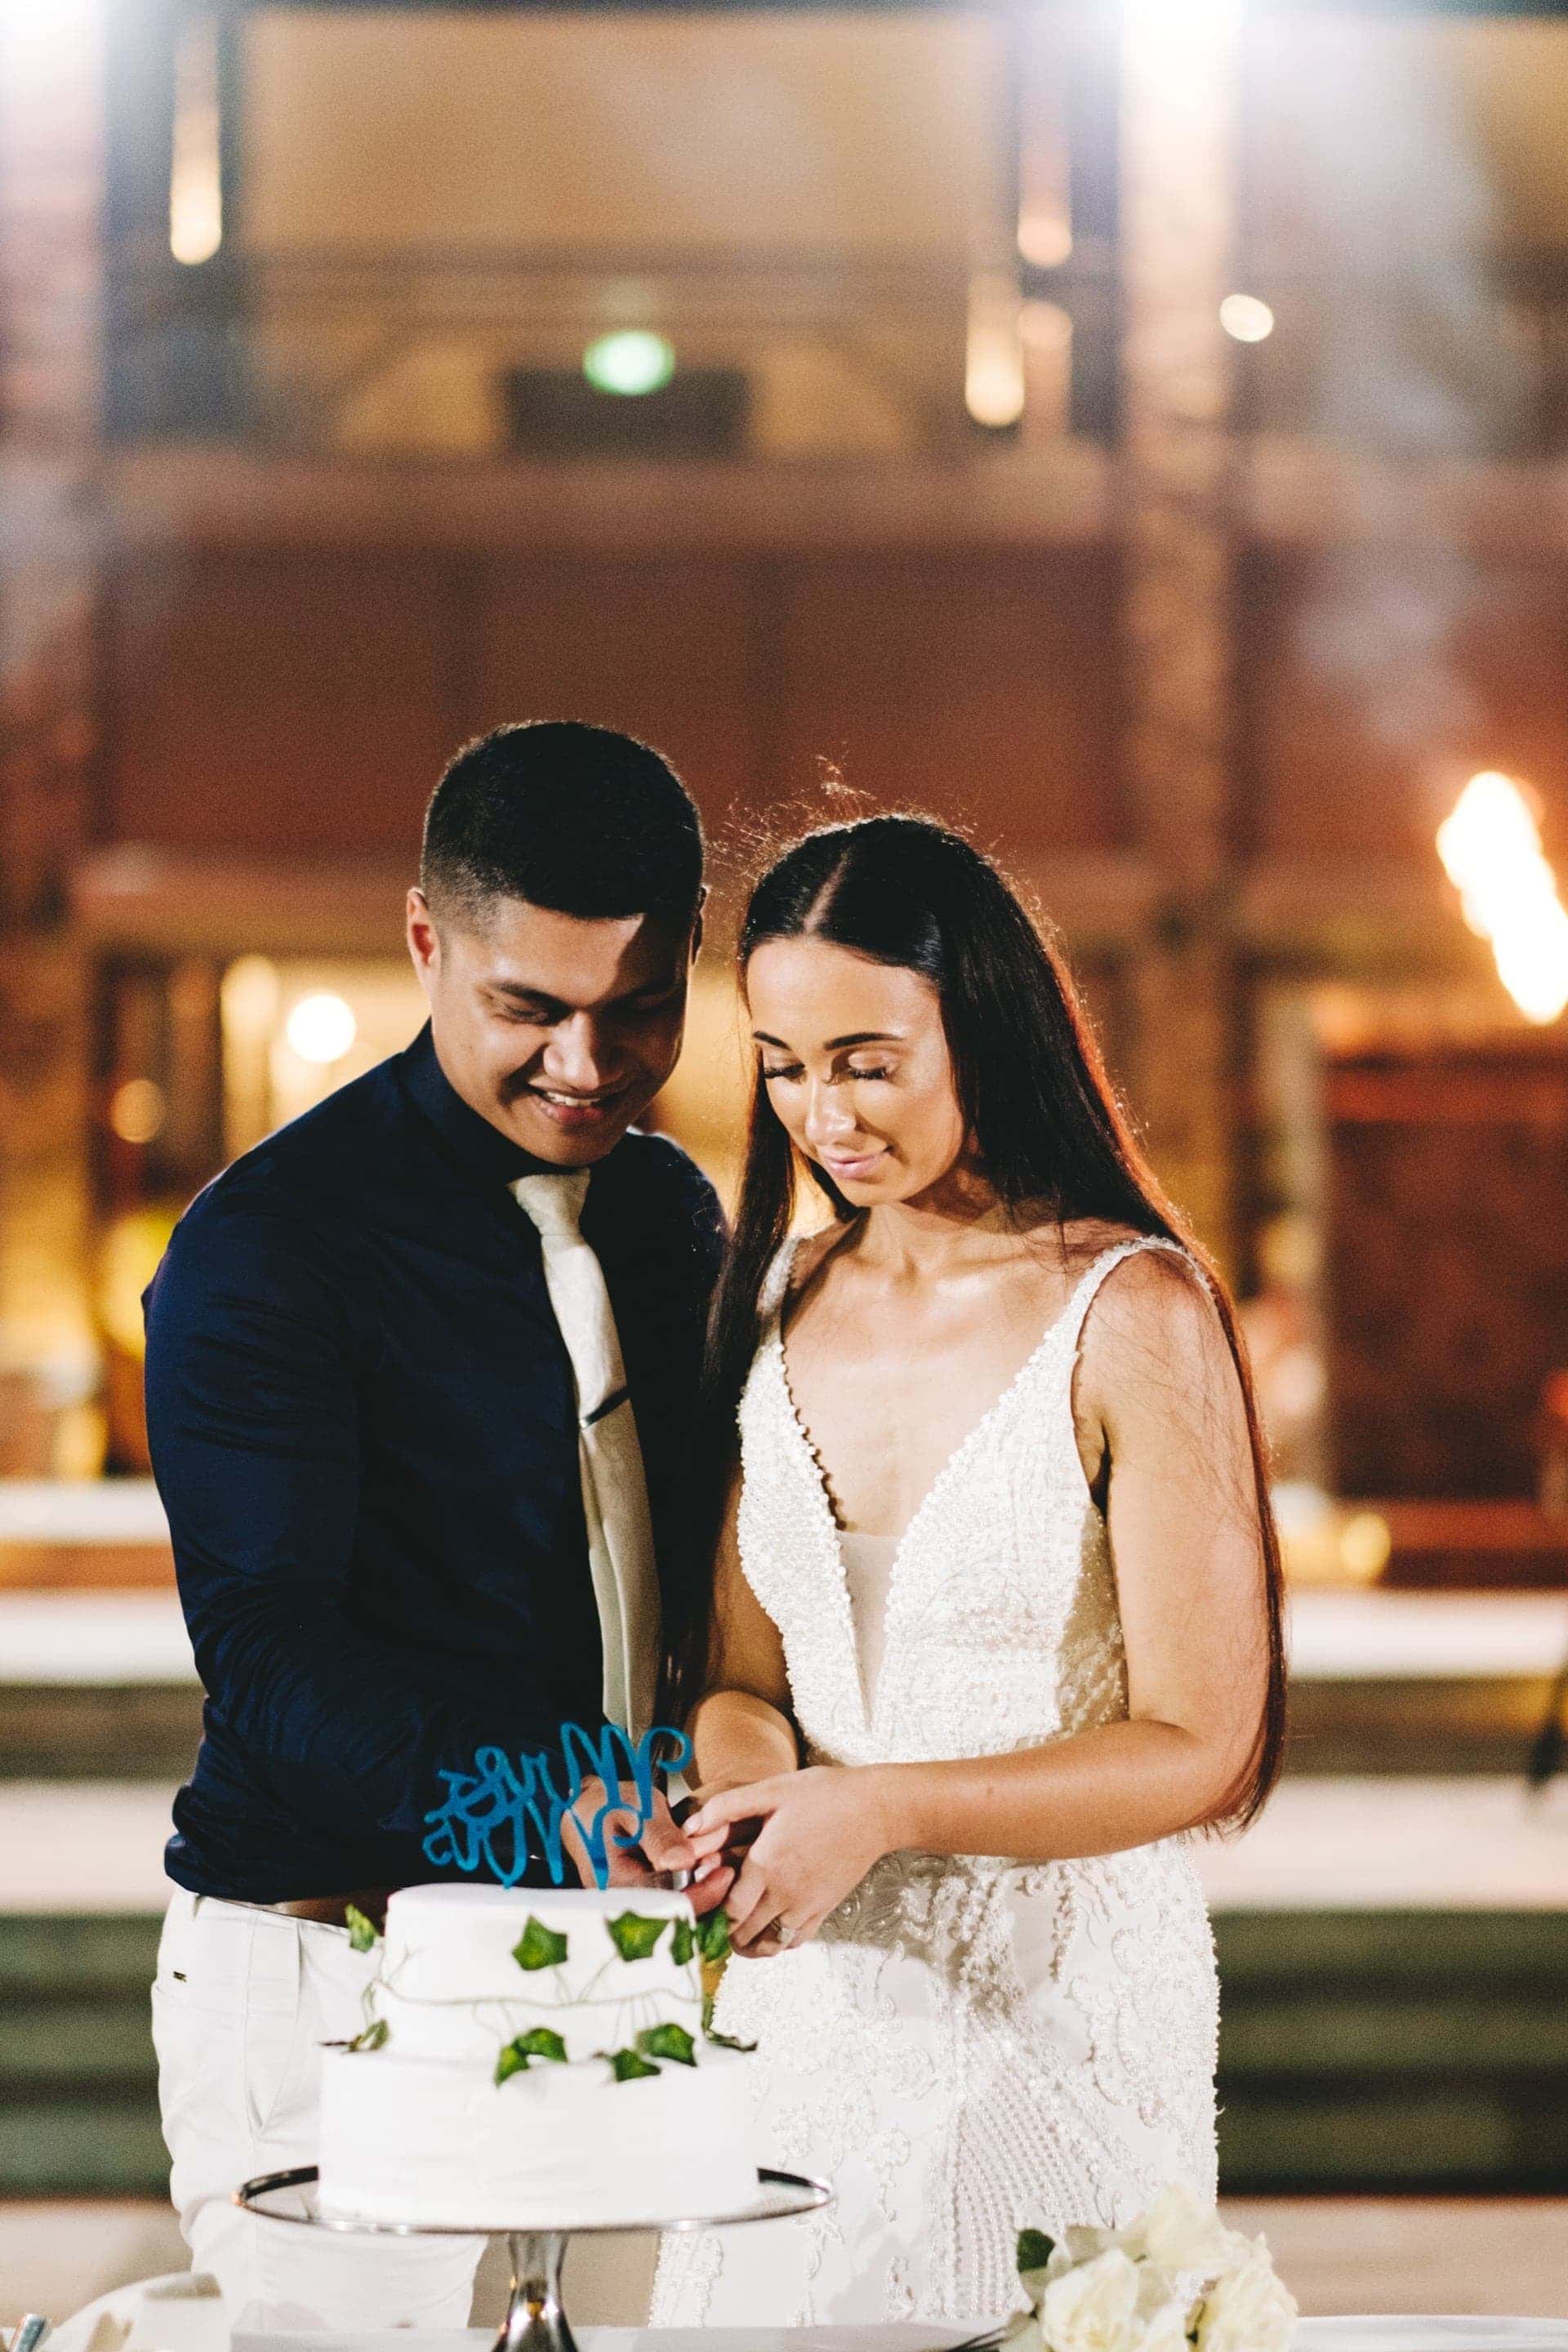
[650,1237,1220,2328]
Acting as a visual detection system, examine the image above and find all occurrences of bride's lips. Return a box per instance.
[819,1146,889,1181]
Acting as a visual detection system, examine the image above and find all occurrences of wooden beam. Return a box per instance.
[102,441,1113,555]
[1118,2,1243,1260]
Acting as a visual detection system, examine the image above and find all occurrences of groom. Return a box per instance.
[143,722,725,2328]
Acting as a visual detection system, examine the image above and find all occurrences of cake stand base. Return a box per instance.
[236,2165,832,2352]
[495,2233,572,2352]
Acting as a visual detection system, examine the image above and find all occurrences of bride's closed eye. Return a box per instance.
[759,1062,895,1085]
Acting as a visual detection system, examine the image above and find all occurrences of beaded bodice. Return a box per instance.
[737,1236,1170,1775]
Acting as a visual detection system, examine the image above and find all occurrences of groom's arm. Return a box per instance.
[144,1189,590,1852]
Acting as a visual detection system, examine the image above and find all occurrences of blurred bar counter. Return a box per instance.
[1,1503,1566,1778]
[3,1480,1566,1592]
[1373,1500,1568,1592]
[0,1485,174,1591]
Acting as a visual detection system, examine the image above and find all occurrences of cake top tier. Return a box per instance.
[377,1881,705,2029]
[387,1884,693,1924]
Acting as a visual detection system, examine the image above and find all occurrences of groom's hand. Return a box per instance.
[561,1780,733,1914]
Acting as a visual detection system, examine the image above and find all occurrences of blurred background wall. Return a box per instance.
[4,0,1568,2316]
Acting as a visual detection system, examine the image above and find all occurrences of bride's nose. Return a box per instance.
[803,1078,858,1149]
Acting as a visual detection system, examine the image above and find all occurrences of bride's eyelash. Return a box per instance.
[760,1063,893,1083]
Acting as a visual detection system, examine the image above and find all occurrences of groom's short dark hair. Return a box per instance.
[421,721,704,931]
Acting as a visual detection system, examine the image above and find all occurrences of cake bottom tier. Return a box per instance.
[318,2043,760,2230]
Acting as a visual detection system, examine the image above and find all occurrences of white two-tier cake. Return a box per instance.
[317,1884,759,2229]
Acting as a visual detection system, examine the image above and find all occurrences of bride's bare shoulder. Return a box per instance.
[783,1218,858,1300]
[1027,1214,1150,1270]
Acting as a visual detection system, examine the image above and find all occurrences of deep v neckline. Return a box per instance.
[768,1238,1145,1717]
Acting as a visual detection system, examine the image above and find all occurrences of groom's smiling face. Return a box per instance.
[408,890,696,1166]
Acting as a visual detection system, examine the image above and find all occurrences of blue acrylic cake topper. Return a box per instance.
[421,1722,693,1891]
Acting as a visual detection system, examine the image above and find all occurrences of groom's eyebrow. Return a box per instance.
[490,977,679,1011]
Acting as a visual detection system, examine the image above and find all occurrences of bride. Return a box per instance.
[650,813,1285,2328]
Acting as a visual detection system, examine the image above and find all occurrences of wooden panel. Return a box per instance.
[774,550,1125,852]
[474,558,760,834]
[1237,548,1568,861]
[106,551,457,853]
[1326,1046,1568,1499]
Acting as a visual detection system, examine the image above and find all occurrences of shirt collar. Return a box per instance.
[399,1021,556,1189]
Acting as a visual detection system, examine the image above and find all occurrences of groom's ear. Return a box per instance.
[407,887,441,987]
[688,890,707,964]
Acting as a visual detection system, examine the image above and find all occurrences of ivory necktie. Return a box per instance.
[511,1169,659,1741]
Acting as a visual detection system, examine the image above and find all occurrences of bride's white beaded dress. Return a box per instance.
[651,1236,1219,2327]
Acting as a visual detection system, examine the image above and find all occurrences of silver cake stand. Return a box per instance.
[236,2164,831,2352]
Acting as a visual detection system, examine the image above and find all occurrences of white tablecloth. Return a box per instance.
[42,2274,1568,2352]
[229,2324,1568,2352]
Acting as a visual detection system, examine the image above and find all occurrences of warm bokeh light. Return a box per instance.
[1219,293,1275,344]
[581,331,676,397]
[1020,298,1073,353]
[169,11,222,265]
[1437,770,1568,1024]
[286,991,359,1065]
[1339,1511,1392,1583]
[1017,204,1072,270]
[964,273,1025,429]
[107,1078,167,1147]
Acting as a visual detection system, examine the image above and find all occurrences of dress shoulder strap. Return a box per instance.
[1058,1233,1202,1361]
[758,1234,804,1325]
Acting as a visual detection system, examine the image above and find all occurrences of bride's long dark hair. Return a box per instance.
[666,813,1286,1828]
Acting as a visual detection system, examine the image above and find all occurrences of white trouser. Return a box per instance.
[152,1890,484,2329]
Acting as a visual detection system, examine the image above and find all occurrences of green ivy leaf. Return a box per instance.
[704,2026,758,2054]
[670,1918,696,1967]
[607,1910,669,1962]
[694,1909,732,1965]
[343,1904,379,1953]
[1017,2229,1056,2277]
[604,2046,661,2082]
[516,2026,568,2064]
[494,2025,570,2084]
[348,2017,389,2053]
[635,2021,697,2067]
[513,1916,569,1971]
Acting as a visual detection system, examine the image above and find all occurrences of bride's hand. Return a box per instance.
[686,1766,894,1957]
[676,1780,762,1895]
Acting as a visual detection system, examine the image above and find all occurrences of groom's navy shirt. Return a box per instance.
[143,1023,723,1901]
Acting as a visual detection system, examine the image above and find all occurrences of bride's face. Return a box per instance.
[746,937,969,1205]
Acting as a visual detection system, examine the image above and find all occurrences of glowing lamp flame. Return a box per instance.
[1437,771,1568,1024]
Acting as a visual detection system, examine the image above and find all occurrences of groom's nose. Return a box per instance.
[542,1013,614,1091]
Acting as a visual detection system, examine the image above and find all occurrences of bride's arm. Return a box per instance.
[685,1471,800,1801]
[688,1251,1272,1952]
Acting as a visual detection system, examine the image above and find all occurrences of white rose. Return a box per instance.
[1039,2248,1142,2352]
[1134,2261,1185,2326]
[1138,2299,1195,2352]
[1002,2307,1046,2352]
[1194,2241,1298,2352]
[1057,2225,1120,2271]
[1134,2185,1251,2278]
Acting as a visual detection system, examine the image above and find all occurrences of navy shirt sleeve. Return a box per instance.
[145,1189,588,1874]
